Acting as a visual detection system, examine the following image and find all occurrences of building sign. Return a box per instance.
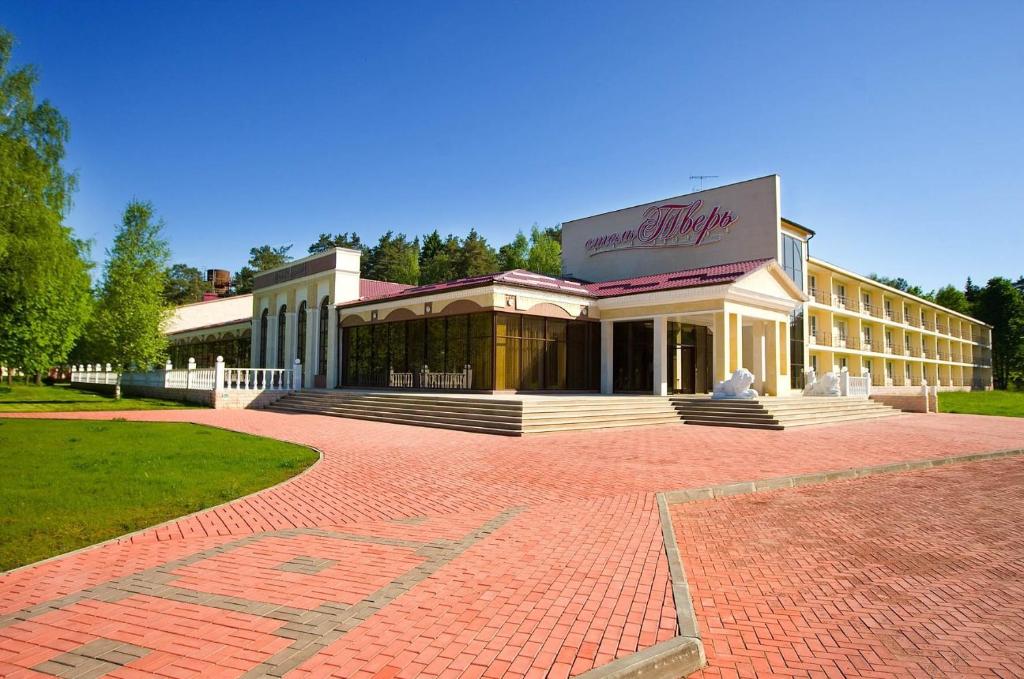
[583,200,738,256]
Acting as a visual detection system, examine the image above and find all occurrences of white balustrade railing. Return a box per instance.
[840,370,871,397]
[71,357,303,395]
[222,367,296,391]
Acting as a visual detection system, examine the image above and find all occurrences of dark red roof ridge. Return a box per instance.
[583,258,772,298]
[342,259,775,308]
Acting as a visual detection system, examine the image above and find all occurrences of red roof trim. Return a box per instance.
[338,259,775,309]
[583,258,774,298]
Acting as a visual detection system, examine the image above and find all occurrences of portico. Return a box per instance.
[594,260,805,396]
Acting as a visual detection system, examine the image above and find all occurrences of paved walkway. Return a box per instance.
[672,456,1024,679]
[1,410,1023,678]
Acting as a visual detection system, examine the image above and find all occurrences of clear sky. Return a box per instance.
[4,1,1022,290]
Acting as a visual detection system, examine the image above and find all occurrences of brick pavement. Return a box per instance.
[672,457,1024,679]
[2,410,1024,678]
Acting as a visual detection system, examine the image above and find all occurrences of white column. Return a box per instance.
[266,315,278,369]
[306,307,320,386]
[652,316,668,396]
[326,308,339,388]
[250,318,261,368]
[751,321,767,394]
[600,320,614,394]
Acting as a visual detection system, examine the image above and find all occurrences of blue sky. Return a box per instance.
[4,1,1022,290]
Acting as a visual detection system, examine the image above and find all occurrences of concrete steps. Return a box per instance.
[269,391,903,435]
[672,396,902,430]
[268,391,680,435]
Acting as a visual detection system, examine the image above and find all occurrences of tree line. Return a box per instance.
[207,224,563,300]
[868,273,1024,389]
[0,24,1021,390]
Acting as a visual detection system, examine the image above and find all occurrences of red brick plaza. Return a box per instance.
[2,411,1023,678]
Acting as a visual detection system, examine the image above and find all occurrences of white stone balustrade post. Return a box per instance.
[215,356,225,392]
[293,358,302,391]
[839,369,850,396]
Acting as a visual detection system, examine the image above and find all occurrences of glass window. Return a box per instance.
[370,324,388,380]
[469,313,493,389]
[521,316,545,390]
[296,301,307,367]
[445,315,469,374]
[388,321,407,373]
[259,309,269,368]
[407,319,425,371]
[495,313,521,390]
[545,319,567,390]
[276,305,287,368]
[789,310,805,388]
[426,318,446,372]
[781,234,804,289]
[317,297,329,376]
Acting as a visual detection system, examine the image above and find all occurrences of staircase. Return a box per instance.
[267,391,680,436]
[672,396,902,430]
[521,396,680,434]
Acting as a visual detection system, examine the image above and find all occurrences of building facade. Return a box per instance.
[165,175,993,395]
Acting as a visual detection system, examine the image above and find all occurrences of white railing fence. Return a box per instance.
[839,369,872,397]
[71,356,302,394]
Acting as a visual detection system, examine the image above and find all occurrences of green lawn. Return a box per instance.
[0,383,195,412]
[0,419,318,570]
[939,390,1024,418]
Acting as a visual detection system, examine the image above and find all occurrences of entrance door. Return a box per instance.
[612,321,653,392]
[667,322,712,394]
[678,346,696,393]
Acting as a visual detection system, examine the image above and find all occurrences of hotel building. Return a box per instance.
[165,175,993,397]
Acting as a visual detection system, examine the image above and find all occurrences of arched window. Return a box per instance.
[259,309,269,368]
[296,301,307,368]
[317,296,330,377]
[277,304,288,368]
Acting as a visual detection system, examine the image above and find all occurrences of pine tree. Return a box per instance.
[974,278,1024,389]
[164,264,212,305]
[456,229,498,278]
[419,230,460,284]
[497,231,529,271]
[364,231,420,284]
[232,244,292,294]
[308,232,363,255]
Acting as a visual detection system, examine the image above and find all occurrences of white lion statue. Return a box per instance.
[803,369,840,396]
[712,368,759,400]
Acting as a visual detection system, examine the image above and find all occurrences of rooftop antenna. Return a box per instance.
[689,175,719,191]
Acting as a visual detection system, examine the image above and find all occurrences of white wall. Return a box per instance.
[561,175,781,282]
[164,295,253,334]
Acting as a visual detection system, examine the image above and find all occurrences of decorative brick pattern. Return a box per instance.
[672,457,1024,678]
[32,639,150,678]
[2,409,1024,678]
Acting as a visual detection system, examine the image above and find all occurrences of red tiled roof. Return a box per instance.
[343,259,773,307]
[583,258,773,298]
[341,270,593,307]
[357,279,414,301]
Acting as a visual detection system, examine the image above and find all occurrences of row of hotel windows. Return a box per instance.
[810,277,982,338]
[809,317,983,359]
[341,312,601,391]
[809,354,981,385]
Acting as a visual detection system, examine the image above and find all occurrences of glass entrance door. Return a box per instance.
[667,321,713,394]
[612,321,653,392]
